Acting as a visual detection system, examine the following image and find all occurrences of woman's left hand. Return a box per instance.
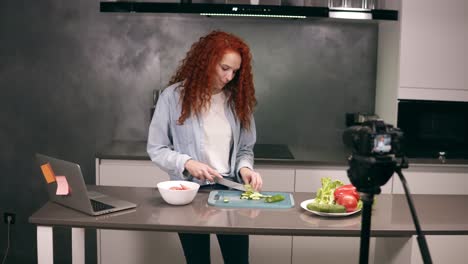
[240,167,263,191]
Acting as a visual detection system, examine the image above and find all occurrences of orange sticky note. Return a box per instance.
[40,163,56,183]
[55,176,70,195]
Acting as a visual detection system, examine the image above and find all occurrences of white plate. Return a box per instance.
[300,199,361,217]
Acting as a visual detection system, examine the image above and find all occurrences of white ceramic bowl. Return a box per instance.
[157,180,200,205]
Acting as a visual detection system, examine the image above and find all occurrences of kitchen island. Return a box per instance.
[92,140,468,264]
[30,186,468,264]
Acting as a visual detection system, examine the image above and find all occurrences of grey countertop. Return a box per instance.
[96,140,468,166]
[29,186,468,236]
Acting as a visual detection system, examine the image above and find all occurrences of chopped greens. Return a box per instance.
[240,184,271,200]
[265,194,285,203]
[239,184,286,203]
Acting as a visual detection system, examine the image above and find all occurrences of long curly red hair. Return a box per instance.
[169,30,256,130]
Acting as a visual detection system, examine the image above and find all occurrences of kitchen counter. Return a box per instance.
[30,186,468,236]
[30,186,468,264]
[96,140,468,166]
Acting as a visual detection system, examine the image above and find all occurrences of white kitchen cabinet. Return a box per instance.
[408,236,468,264]
[398,0,468,101]
[255,165,295,192]
[392,164,468,264]
[97,230,185,264]
[375,0,468,125]
[392,164,468,195]
[96,159,169,187]
[375,12,401,126]
[292,236,363,264]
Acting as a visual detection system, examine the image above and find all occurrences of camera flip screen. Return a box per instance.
[372,134,392,153]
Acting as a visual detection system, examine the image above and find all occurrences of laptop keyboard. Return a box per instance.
[90,199,115,212]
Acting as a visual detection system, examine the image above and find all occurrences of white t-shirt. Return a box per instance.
[202,92,232,175]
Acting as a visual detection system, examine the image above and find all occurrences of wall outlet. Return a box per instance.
[3,212,16,225]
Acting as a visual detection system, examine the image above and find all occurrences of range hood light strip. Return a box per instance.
[200,13,306,19]
[329,11,372,20]
[329,7,372,12]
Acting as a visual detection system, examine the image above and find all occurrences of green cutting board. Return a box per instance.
[207,190,295,209]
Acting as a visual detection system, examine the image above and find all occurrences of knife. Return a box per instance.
[215,177,246,192]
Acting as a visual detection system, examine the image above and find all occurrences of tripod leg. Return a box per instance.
[395,169,433,264]
[359,193,374,264]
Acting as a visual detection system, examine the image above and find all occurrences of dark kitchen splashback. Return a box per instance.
[97,141,295,160]
[254,143,294,160]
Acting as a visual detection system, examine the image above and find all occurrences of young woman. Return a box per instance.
[147,30,262,263]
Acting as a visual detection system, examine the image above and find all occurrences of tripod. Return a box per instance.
[347,155,433,264]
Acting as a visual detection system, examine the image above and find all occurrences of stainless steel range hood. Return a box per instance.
[100,0,398,21]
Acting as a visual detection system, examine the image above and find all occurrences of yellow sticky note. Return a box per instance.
[40,163,56,183]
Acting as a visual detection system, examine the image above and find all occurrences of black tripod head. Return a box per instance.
[346,155,397,195]
[343,119,405,194]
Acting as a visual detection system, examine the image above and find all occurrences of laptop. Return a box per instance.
[36,153,137,216]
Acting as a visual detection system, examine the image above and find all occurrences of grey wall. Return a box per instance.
[0,0,376,263]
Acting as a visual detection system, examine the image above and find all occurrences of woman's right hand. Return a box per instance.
[184,160,221,182]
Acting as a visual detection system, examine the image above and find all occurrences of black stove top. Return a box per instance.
[253,144,294,160]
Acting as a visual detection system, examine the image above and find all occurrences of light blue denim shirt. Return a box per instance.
[147,82,256,185]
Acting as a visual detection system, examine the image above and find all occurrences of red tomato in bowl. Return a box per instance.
[169,184,191,191]
[180,184,190,190]
[336,194,358,212]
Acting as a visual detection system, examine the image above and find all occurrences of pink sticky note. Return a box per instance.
[55,176,70,195]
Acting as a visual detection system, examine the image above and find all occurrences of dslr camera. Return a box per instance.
[342,119,405,194]
[343,119,404,157]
